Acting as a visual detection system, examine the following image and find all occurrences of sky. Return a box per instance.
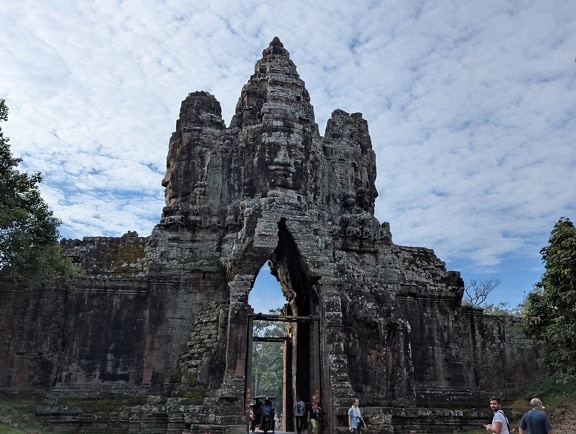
[1,0,575,313]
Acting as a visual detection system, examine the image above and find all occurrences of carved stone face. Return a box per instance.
[259,131,305,191]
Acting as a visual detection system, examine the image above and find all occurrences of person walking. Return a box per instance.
[294,395,306,434]
[309,398,322,434]
[484,397,510,434]
[348,398,367,433]
[519,398,554,434]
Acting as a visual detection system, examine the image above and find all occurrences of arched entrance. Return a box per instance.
[245,218,323,432]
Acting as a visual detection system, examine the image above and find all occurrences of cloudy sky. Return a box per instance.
[2,0,574,311]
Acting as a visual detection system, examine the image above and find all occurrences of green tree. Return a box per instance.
[0,98,80,286]
[523,217,576,382]
[481,301,523,316]
[251,310,285,412]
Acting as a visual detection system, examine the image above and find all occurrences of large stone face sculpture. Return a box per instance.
[0,37,542,433]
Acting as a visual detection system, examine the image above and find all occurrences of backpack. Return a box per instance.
[311,407,320,420]
[497,409,510,433]
[296,401,305,414]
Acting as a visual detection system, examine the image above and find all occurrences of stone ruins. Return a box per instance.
[0,37,542,433]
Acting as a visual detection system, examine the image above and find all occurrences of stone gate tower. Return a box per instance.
[141,37,539,432]
[0,37,541,433]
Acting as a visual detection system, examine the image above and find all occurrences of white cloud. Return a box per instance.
[1,0,575,307]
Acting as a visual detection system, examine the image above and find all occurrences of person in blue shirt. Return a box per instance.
[261,398,273,417]
[294,395,306,434]
[520,398,553,434]
[348,398,366,433]
[260,398,275,432]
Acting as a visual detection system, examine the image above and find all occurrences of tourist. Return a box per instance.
[484,397,510,434]
[295,395,306,434]
[519,398,553,434]
[309,397,322,434]
[348,398,367,433]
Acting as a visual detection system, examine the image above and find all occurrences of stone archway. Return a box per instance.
[269,217,322,402]
[244,218,323,432]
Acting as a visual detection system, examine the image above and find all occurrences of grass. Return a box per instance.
[0,427,51,434]
[0,392,51,433]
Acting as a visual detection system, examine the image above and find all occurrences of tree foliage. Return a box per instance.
[463,277,503,308]
[0,98,80,286]
[481,301,523,316]
[251,311,285,411]
[522,217,576,382]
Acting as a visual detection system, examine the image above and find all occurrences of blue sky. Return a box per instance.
[1,1,575,311]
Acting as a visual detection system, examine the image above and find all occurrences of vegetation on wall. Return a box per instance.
[105,241,146,274]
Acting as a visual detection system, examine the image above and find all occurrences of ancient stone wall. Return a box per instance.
[0,233,229,398]
[61,231,148,276]
[0,284,65,389]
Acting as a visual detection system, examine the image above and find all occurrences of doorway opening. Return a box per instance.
[248,264,286,429]
[245,218,322,433]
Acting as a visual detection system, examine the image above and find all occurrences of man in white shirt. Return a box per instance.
[485,397,510,434]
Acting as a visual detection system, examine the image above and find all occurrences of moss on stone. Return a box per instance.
[182,390,204,400]
[97,241,147,274]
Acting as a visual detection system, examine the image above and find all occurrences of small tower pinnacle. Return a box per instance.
[262,36,289,58]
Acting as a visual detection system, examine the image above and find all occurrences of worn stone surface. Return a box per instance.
[0,37,545,433]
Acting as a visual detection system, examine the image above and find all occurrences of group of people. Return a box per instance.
[294,395,325,434]
[274,394,553,433]
[486,396,554,434]
[293,396,367,434]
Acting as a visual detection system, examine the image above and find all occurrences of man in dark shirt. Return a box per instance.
[519,398,553,434]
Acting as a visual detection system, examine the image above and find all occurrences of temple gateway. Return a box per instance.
[0,37,541,433]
